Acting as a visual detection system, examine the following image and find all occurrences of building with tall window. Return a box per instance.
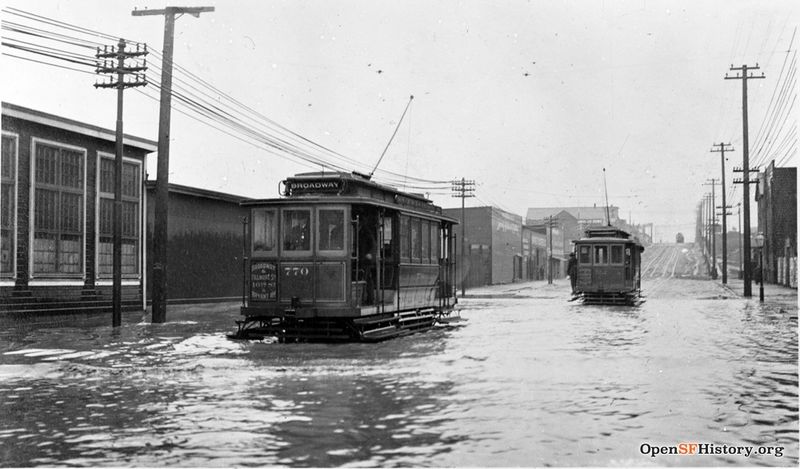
[1,103,155,316]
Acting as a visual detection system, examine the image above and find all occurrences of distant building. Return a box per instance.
[521,224,547,280]
[526,205,621,231]
[1,102,155,315]
[756,161,797,287]
[524,210,579,278]
[144,182,251,303]
[443,206,524,286]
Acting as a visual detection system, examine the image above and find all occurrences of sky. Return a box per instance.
[2,0,798,243]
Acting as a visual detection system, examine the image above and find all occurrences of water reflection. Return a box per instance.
[1,279,797,467]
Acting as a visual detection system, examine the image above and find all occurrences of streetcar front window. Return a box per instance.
[318,209,345,252]
[594,245,608,264]
[579,245,591,264]
[611,245,624,264]
[283,209,311,251]
[252,209,277,254]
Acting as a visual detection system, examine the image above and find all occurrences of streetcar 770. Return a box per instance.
[229,171,459,342]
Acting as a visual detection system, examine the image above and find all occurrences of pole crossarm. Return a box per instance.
[132,7,215,17]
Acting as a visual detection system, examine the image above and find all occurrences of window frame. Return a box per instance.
[29,137,87,278]
[1,132,18,279]
[593,244,609,265]
[610,244,624,265]
[280,206,313,257]
[399,214,411,263]
[316,205,348,257]
[411,217,422,263]
[421,219,431,264]
[96,152,143,279]
[252,207,278,256]
[430,221,440,263]
[578,245,591,265]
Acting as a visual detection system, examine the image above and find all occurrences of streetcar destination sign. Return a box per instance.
[287,179,343,194]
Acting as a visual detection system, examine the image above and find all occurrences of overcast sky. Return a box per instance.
[2,0,797,242]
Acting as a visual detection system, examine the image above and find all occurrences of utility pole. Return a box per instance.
[700,196,707,256]
[547,216,559,284]
[737,202,742,278]
[133,6,214,322]
[711,143,734,284]
[726,64,765,297]
[451,178,475,297]
[706,194,713,264]
[717,204,733,281]
[733,166,759,284]
[95,39,147,328]
[704,179,719,279]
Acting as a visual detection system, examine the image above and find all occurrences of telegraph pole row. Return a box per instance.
[95,39,148,328]
[733,166,759,289]
[710,143,733,284]
[133,6,214,323]
[737,202,743,278]
[703,179,718,279]
[725,64,764,297]
[451,178,475,297]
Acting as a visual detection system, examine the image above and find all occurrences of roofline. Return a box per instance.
[144,180,252,204]
[289,171,432,203]
[2,102,158,152]
[242,196,459,224]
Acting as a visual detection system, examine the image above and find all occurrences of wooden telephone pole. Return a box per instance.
[711,143,734,284]
[133,6,214,323]
[451,178,475,297]
[95,39,147,327]
[725,64,764,297]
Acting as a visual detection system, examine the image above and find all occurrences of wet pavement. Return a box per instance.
[1,244,797,467]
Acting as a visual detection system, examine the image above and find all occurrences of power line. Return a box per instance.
[1,6,453,188]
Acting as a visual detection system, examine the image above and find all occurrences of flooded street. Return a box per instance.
[1,245,797,467]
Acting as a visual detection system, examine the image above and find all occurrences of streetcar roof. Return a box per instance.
[240,171,458,223]
[241,196,459,224]
[574,237,642,244]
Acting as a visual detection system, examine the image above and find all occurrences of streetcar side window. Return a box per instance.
[610,245,624,264]
[411,218,422,262]
[594,245,608,264]
[318,208,345,252]
[421,220,431,264]
[431,222,440,262]
[381,216,394,260]
[400,215,411,262]
[252,209,277,254]
[283,209,311,251]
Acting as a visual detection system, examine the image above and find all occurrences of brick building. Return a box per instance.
[756,161,797,287]
[1,103,155,315]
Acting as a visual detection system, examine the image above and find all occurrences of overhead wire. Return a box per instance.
[1,6,453,190]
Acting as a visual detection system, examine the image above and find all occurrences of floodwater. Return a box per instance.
[1,245,797,467]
